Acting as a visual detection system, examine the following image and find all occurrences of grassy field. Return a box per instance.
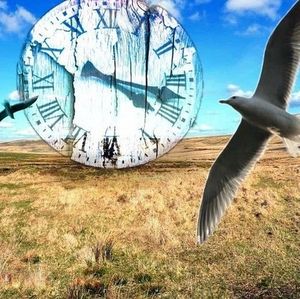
[0,136,299,298]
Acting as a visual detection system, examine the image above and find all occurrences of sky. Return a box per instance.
[0,0,299,141]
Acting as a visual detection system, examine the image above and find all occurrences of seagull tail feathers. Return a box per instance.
[283,114,300,157]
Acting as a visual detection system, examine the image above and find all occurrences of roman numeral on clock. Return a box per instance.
[165,73,187,88]
[37,99,67,130]
[62,14,86,40]
[32,40,64,61]
[140,129,159,147]
[32,72,54,91]
[154,37,180,58]
[95,9,119,29]
[18,64,29,97]
[64,125,88,152]
[157,103,182,125]
[140,129,160,157]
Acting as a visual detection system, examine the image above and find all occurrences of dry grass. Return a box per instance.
[0,136,299,298]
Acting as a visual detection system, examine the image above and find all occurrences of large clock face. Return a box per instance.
[18,0,203,168]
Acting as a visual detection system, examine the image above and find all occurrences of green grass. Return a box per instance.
[0,152,40,161]
[0,183,26,190]
[0,144,299,298]
[253,175,285,189]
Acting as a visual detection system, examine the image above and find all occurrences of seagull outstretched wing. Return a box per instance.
[0,109,7,122]
[254,1,300,108]
[0,96,38,122]
[197,120,271,244]
[10,96,39,113]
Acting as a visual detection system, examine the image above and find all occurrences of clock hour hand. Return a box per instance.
[81,61,184,107]
[81,61,153,111]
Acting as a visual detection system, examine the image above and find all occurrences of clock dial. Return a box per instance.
[18,0,203,168]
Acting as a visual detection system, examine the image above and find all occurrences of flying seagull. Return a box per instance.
[0,96,38,122]
[197,1,300,244]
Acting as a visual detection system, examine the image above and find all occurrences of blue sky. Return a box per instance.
[0,0,299,141]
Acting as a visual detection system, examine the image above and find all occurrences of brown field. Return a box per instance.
[0,136,299,298]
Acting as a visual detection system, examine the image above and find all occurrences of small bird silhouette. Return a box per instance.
[0,96,38,122]
[197,1,300,244]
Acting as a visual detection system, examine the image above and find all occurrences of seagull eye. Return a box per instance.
[232,96,236,99]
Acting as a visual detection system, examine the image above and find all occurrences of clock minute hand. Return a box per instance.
[81,61,184,102]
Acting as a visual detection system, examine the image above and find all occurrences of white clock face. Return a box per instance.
[18,0,203,168]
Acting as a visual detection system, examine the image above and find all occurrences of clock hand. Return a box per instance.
[81,61,184,105]
[81,61,154,111]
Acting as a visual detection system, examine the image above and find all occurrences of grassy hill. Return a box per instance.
[0,136,299,298]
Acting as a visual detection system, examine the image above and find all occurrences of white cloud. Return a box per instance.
[148,0,209,20]
[241,24,263,35]
[198,123,213,131]
[235,23,270,36]
[0,0,7,10]
[148,0,184,19]
[223,14,238,25]
[291,91,300,104]
[189,11,205,21]
[187,122,215,137]
[15,127,36,136]
[0,121,13,128]
[8,90,20,101]
[16,6,36,24]
[227,84,253,97]
[225,0,281,19]
[0,2,36,36]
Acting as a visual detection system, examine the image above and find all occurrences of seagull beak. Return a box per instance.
[26,96,39,105]
[29,96,39,102]
[219,99,229,104]
[31,96,39,101]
